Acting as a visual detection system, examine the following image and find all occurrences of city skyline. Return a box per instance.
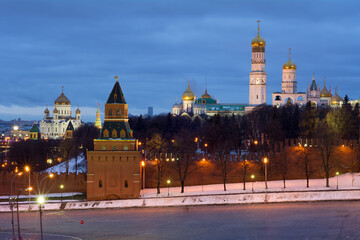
[1,0,359,122]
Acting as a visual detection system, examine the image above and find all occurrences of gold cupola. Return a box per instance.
[320,77,332,98]
[283,48,297,70]
[182,82,196,101]
[251,20,266,47]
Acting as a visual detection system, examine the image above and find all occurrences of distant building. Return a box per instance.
[87,76,140,201]
[94,103,102,129]
[39,88,82,139]
[29,124,40,140]
[148,107,153,117]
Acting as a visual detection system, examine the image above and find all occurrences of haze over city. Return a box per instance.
[1,0,359,122]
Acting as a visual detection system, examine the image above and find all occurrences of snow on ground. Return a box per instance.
[143,172,360,198]
[44,155,86,174]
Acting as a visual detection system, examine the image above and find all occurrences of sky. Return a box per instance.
[1,0,359,122]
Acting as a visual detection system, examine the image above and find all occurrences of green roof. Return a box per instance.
[106,80,126,104]
[29,124,40,133]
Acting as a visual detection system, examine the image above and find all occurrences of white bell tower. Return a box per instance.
[249,20,267,105]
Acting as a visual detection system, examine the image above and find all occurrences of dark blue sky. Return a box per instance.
[1,0,359,122]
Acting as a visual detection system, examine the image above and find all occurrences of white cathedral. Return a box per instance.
[39,88,82,139]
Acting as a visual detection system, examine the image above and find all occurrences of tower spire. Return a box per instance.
[313,72,315,80]
[205,76,208,94]
[288,48,291,61]
[115,76,118,82]
[62,86,64,94]
[256,19,261,34]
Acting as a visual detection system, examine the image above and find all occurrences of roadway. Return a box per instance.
[0,201,360,239]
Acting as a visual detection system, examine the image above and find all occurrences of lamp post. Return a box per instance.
[201,158,206,192]
[263,157,268,190]
[24,165,30,209]
[37,196,45,240]
[251,174,255,192]
[39,173,54,195]
[336,172,340,189]
[10,172,22,240]
[60,185,64,202]
[167,179,171,196]
[141,161,146,205]
[16,187,32,240]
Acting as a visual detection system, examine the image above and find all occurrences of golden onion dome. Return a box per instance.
[53,108,59,113]
[201,89,211,99]
[283,48,296,70]
[75,108,81,114]
[320,79,332,98]
[331,88,343,105]
[182,82,196,101]
[251,32,266,47]
[283,59,297,70]
[44,108,49,114]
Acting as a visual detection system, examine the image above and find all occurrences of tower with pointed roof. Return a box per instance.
[39,87,82,139]
[249,20,267,105]
[320,77,333,105]
[307,73,321,106]
[65,121,74,138]
[182,81,196,113]
[94,103,102,129]
[29,123,40,140]
[87,76,140,201]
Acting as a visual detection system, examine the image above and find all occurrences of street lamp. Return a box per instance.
[251,174,255,192]
[37,196,45,240]
[336,172,340,189]
[263,157,268,190]
[60,185,64,202]
[201,158,206,192]
[16,187,32,240]
[10,172,23,240]
[167,179,171,196]
[39,173,54,195]
[24,165,31,209]
[141,161,146,205]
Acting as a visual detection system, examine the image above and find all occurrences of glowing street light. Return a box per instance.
[254,140,258,145]
[10,172,23,240]
[336,172,340,189]
[167,179,171,196]
[263,157,268,190]
[16,187,32,240]
[251,174,255,192]
[37,196,45,240]
[60,185,64,201]
[141,161,146,205]
[39,173,55,195]
[24,166,31,209]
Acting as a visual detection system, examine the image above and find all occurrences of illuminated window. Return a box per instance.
[112,129,117,138]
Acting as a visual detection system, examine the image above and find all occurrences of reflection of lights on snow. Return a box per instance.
[13,126,19,131]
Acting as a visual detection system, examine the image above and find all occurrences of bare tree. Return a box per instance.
[273,142,291,189]
[146,133,168,194]
[297,145,314,188]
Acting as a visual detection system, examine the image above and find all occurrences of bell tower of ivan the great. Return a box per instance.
[87,76,140,201]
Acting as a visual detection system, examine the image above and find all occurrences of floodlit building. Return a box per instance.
[39,88,82,139]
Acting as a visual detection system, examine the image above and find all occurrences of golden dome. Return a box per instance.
[182,82,196,101]
[53,108,58,113]
[44,108,49,114]
[283,48,296,70]
[75,108,81,114]
[331,88,343,105]
[55,88,71,105]
[251,32,266,47]
[201,89,211,99]
[320,79,332,98]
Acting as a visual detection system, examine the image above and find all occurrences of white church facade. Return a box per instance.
[39,88,82,139]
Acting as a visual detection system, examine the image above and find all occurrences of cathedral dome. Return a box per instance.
[44,108,49,114]
[201,89,211,99]
[320,80,332,98]
[182,82,196,101]
[331,88,343,105]
[53,108,59,113]
[283,59,297,70]
[75,108,81,114]
[55,88,70,105]
[251,32,266,47]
